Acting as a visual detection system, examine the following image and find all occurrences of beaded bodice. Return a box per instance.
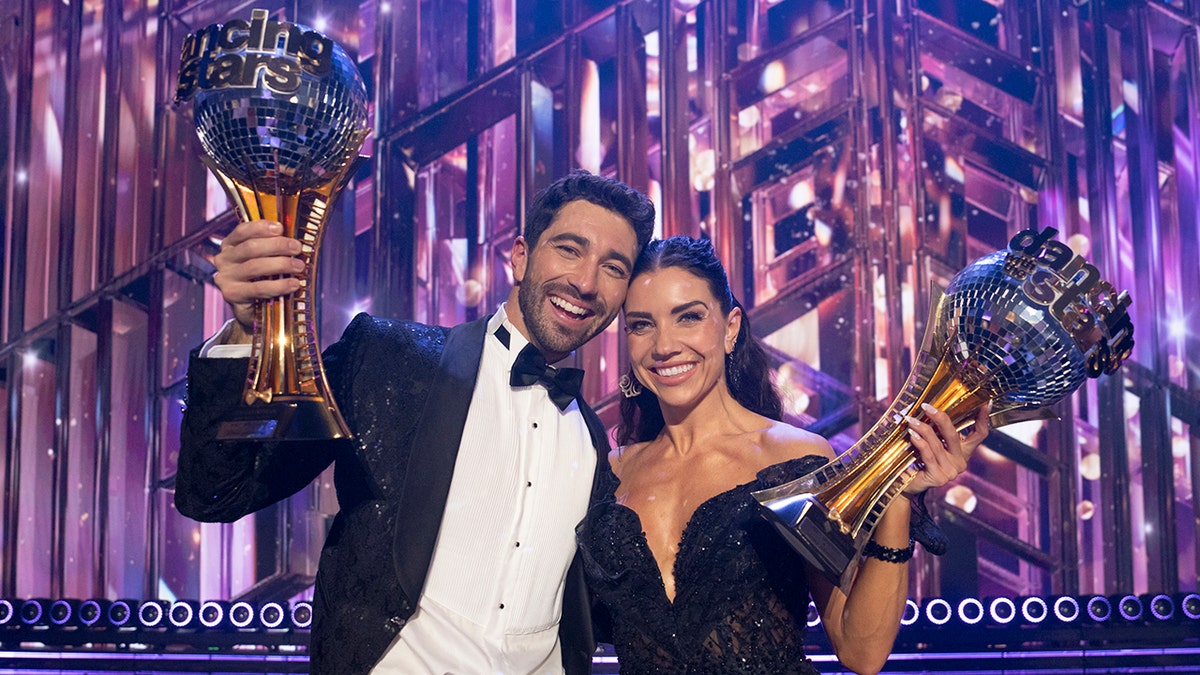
[579,455,829,674]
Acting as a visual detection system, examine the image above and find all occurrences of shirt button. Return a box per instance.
[499,603,505,609]
[532,421,538,429]
[526,481,532,487]
[515,541,521,548]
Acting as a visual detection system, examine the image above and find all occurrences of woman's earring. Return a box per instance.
[619,373,643,398]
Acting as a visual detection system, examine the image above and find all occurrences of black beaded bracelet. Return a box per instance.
[863,539,915,563]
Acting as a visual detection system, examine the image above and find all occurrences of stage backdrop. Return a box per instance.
[0,0,1196,664]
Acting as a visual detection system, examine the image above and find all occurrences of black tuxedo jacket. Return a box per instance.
[176,313,611,674]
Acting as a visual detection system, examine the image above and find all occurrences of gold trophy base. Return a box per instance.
[215,396,351,442]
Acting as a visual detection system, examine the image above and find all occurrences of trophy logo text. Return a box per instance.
[1008,227,1134,376]
[175,8,333,102]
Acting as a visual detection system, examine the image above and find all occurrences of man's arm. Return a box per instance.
[174,218,341,522]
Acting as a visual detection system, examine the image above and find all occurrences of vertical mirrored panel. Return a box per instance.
[415,144,470,327]
[0,364,8,573]
[418,0,470,108]
[109,299,149,597]
[111,0,159,277]
[16,336,55,595]
[72,0,108,301]
[25,3,67,329]
[64,323,99,598]
[161,269,208,388]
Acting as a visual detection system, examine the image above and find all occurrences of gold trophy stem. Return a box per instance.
[754,285,995,590]
[816,351,989,540]
[204,156,358,441]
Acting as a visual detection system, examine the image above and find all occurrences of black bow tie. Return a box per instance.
[510,343,584,411]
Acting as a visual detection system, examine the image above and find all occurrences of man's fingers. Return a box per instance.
[220,232,303,266]
[220,219,284,248]
[216,276,302,306]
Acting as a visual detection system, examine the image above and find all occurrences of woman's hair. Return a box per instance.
[617,236,783,445]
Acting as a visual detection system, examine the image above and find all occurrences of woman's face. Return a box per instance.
[623,266,741,411]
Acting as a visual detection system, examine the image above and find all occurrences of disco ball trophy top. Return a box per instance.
[753,227,1135,590]
[175,9,370,441]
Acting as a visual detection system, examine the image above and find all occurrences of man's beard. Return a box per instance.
[518,280,610,356]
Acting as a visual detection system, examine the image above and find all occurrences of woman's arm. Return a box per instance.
[812,403,991,675]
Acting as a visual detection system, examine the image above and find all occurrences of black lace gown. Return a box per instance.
[579,455,829,674]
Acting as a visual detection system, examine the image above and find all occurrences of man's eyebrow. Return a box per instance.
[546,232,634,271]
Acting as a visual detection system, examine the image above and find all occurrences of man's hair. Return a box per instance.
[524,170,655,252]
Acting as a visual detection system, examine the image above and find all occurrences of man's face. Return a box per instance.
[510,200,640,362]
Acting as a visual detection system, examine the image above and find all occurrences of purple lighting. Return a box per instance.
[1086,595,1112,622]
[1181,593,1200,621]
[1116,594,1143,621]
[19,599,46,626]
[107,600,133,627]
[1147,594,1175,621]
[48,599,78,626]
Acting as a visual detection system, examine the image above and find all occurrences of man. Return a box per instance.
[175,171,656,674]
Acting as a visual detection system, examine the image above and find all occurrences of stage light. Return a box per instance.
[108,599,135,628]
[1020,596,1048,624]
[0,599,14,626]
[956,598,985,625]
[229,601,255,629]
[48,599,81,626]
[259,601,285,629]
[1052,595,1080,623]
[137,600,170,628]
[78,599,107,627]
[290,601,313,629]
[1085,595,1112,622]
[924,598,952,626]
[1144,594,1174,621]
[988,597,1016,624]
[20,598,51,626]
[199,600,229,628]
[1178,592,1200,620]
[1114,594,1143,621]
[804,601,820,628]
[169,600,201,628]
[900,599,920,626]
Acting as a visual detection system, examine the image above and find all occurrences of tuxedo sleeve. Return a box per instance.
[174,314,366,522]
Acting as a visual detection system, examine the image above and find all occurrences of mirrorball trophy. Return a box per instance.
[753,227,1135,590]
[175,8,370,441]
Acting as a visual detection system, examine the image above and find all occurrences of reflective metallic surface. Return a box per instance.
[190,39,368,192]
[756,232,1133,589]
[179,13,370,440]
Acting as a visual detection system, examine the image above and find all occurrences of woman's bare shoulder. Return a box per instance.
[760,420,835,462]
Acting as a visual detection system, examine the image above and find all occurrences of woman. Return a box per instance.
[579,236,990,674]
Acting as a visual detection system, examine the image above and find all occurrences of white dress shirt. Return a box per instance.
[372,304,596,674]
